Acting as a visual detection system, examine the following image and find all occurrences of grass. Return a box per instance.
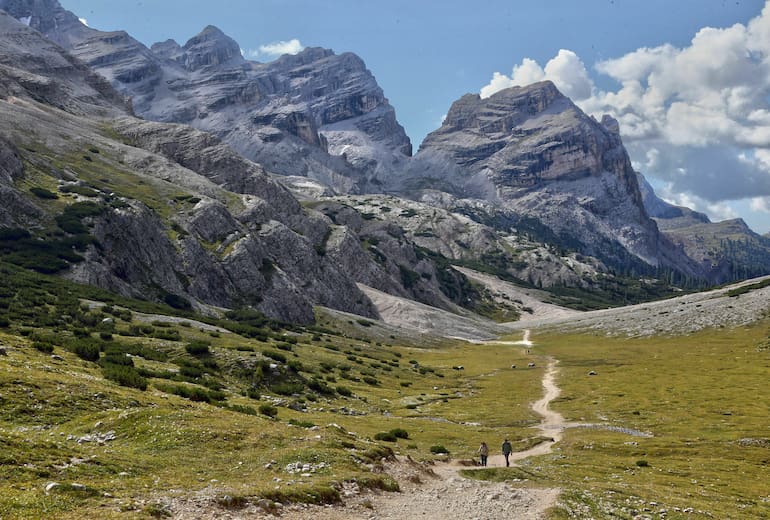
[1,253,769,518]
[480,325,770,519]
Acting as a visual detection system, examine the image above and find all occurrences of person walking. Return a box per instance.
[502,438,512,467]
[477,441,489,466]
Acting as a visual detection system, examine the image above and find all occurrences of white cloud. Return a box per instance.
[750,196,770,213]
[246,38,304,60]
[78,17,88,27]
[478,1,770,229]
[480,50,593,101]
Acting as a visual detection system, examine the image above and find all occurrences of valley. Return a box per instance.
[0,1,769,518]
[1,266,769,519]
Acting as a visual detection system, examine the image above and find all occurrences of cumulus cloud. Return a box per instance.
[479,1,770,230]
[246,38,304,60]
[481,50,593,101]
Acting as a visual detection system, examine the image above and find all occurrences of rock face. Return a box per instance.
[0,11,389,323]
[0,10,127,115]
[415,82,700,276]
[637,173,770,282]
[0,0,412,194]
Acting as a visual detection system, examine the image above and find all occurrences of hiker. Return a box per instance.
[502,438,512,467]
[477,441,489,466]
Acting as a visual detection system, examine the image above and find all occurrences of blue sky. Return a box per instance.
[59,0,770,233]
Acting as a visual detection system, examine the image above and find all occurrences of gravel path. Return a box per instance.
[276,353,564,520]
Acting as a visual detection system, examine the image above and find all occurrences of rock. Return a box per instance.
[44,482,60,494]
[414,81,702,280]
[588,371,597,376]
[0,347,7,356]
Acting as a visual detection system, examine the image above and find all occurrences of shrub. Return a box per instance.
[259,403,278,418]
[374,431,397,442]
[33,341,54,353]
[390,428,409,439]
[287,360,303,372]
[362,376,379,386]
[225,404,258,416]
[275,342,293,352]
[72,342,100,362]
[636,460,650,467]
[336,386,353,397]
[0,316,9,328]
[262,350,286,363]
[247,388,260,400]
[308,379,335,396]
[430,445,449,454]
[163,292,192,310]
[185,340,211,356]
[102,364,147,390]
[272,382,304,396]
[288,418,316,428]
[30,187,58,199]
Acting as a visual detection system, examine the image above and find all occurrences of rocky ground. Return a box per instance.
[505,275,770,337]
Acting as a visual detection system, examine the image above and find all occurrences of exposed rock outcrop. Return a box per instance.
[414,81,701,277]
[0,0,412,194]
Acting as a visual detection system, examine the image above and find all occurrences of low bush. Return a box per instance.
[102,364,147,390]
[390,428,409,439]
[259,403,278,418]
[185,340,211,356]
[430,445,449,454]
[336,385,353,397]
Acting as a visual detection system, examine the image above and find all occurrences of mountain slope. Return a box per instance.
[638,172,770,281]
[412,82,702,279]
[0,0,412,194]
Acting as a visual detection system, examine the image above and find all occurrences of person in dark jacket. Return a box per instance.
[502,438,512,467]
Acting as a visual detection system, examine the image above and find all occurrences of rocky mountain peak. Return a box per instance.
[180,25,243,71]
[0,0,93,47]
[150,39,183,61]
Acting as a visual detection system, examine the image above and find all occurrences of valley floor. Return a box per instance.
[170,346,565,520]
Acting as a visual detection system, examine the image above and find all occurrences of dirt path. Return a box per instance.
[172,332,563,519]
[276,334,563,520]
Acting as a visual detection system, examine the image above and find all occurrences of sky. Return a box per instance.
[58,0,770,233]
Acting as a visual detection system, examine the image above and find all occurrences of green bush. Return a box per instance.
[259,403,278,418]
[336,385,353,397]
[30,187,58,199]
[102,364,147,390]
[263,350,286,363]
[362,375,379,386]
[185,340,211,356]
[308,378,335,396]
[430,445,449,454]
[389,428,409,439]
[33,341,54,353]
[272,382,304,396]
[72,342,100,362]
[288,418,316,428]
[163,292,192,310]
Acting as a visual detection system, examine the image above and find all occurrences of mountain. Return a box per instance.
[4,0,770,324]
[411,82,702,279]
[1,10,465,323]
[636,172,770,281]
[0,0,412,194]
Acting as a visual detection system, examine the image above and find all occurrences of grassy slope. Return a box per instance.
[2,259,770,519]
[0,262,547,519]
[468,325,770,519]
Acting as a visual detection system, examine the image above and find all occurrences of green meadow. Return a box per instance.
[0,261,769,518]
